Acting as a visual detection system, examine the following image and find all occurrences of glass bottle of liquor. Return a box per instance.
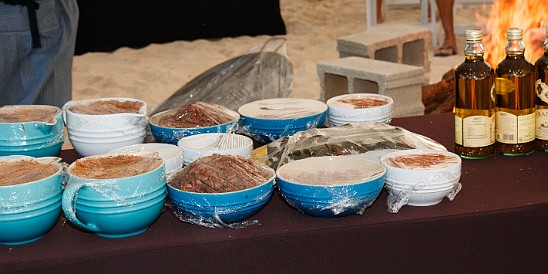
[454,29,496,159]
[495,27,536,156]
[534,25,548,152]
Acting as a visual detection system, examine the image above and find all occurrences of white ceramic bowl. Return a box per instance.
[387,187,455,206]
[177,133,253,166]
[69,134,145,157]
[109,143,183,175]
[63,97,147,133]
[327,93,393,126]
[380,149,461,208]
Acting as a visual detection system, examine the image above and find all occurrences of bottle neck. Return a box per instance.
[505,39,525,57]
[464,40,484,60]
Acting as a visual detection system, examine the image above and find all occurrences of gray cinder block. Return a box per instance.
[317,57,425,117]
[337,24,431,72]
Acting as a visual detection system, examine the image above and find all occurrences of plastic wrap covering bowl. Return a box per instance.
[380,149,462,212]
[109,143,183,175]
[238,98,327,143]
[167,156,276,225]
[276,156,386,217]
[178,133,253,166]
[0,156,63,245]
[62,151,166,238]
[327,93,393,126]
[148,108,240,145]
[0,105,64,157]
[63,97,148,157]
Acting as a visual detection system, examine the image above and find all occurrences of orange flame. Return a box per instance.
[475,0,548,68]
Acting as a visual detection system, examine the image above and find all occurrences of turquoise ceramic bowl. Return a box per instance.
[167,167,276,224]
[148,109,240,145]
[0,201,61,246]
[0,106,64,157]
[237,98,327,143]
[73,191,166,238]
[276,156,386,217]
[62,152,167,238]
[0,157,63,245]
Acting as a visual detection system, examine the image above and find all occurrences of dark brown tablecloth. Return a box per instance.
[2,113,548,273]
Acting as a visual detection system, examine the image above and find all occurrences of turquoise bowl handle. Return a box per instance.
[61,181,99,232]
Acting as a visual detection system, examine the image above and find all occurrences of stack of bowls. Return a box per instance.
[62,152,166,238]
[0,156,63,245]
[380,149,462,207]
[63,98,148,157]
[0,105,64,157]
[238,98,327,143]
[177,133,253,166]
[109,143,183,175]
[326,93,393,126]
[276,156,386,217]
[148,107,240,145]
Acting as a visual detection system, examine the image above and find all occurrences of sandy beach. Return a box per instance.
[72,0,489,114]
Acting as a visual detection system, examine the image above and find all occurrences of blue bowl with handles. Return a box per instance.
[0,156,64,245]
[148,108,240,145]
[276,156,386,217]
[62,151,167,238]
[0,105,64,157]
[167,166,276,224]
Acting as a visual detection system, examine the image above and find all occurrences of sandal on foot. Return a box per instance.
[433,47,457,57]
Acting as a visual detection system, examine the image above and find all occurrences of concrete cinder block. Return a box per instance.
[337,24,431,72]
[317,56,425,117]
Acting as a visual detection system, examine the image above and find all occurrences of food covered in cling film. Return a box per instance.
[169,154,272,193]
[265,123,446,170]
[158,102,234,128]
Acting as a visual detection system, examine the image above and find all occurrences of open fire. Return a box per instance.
[475,0,548,67]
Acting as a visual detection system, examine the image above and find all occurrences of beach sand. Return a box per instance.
[72,0,489,114]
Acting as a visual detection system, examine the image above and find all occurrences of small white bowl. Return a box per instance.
[380,149,461,210]
[109,143,183,175]
[327,93,393,126]
[177,133,254,166]
[69,134,145,157]
[387,187,456,206]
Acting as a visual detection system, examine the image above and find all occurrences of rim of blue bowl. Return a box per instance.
[0,158,63,189]
[148,108,240,130]
[0,105,62,126]
[276,156,386,187]
[167,166,276,196]
[238,98,328,121]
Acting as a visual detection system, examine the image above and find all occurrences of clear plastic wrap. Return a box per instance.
[385,171,462,213]
[0,156,64,215]
[263,122,447,170]
[61,151,167,237]
[151,38,294,115]
[0,105,65,157]
[275,155,386,217]
[166,154,275,228]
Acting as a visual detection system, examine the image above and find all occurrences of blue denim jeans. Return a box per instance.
[0,0,78,108]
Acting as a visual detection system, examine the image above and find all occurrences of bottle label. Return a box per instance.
[456,115,495,147]
[536,79,548,104]
[536,109,548,140]
[496,111,535,144]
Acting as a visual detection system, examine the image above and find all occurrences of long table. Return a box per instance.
[3,113,548,273]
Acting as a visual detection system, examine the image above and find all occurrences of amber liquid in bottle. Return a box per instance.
[495,28,536,156]
[534,27,548,152]
[454,30,496,159]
